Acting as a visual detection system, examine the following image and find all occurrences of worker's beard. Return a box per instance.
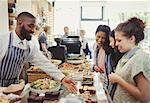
[20,26,32,41]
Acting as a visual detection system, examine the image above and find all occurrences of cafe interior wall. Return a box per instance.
[10,0,52,30]
[0,0,9,35]
[0,0,33,35]
[105,1,150,46]
[17,0,52,29]
[80,1,150,48]
[16,0,32,14]
[53,1,150,51]
[1,0,149,47]
[0,0,55,46]
[54,1,80,37]
[31,0,55,44]
[105,1,150,29]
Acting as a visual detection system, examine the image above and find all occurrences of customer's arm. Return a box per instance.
[109,72,150,102]
[134,73,150,101]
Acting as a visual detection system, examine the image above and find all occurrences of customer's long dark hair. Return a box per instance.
[109,30,124,68]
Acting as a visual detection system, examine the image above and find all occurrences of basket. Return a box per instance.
[27,66,52,83]
[27,72,52,83]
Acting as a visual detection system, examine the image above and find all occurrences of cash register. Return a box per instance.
[61,36,81,58]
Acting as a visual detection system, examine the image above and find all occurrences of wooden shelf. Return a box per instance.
[8,0,16,4]
[8,0,16,31]
[9,13,17,17]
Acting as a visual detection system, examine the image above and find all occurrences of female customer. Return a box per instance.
[108,30,124,99]
[92,25,113,89]
[109,30,124,70]
[109,17,150,102]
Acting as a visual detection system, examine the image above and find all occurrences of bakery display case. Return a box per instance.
[19,59,112,103]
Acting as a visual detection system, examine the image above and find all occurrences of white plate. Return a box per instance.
[67,54,80,57]
[59,97,84,103]
[51,59,62,66]
[67,60,83,64]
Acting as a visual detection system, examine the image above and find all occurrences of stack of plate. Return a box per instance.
[51,59,62,66]
[67,59,83,64]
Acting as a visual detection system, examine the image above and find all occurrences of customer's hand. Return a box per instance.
[61,77,77,94]
[94,65,104,73]
[109,72,122,84]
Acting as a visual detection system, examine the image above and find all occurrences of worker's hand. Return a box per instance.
[61,77,77,94]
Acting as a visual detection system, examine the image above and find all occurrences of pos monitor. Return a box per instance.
[61,36,81,56]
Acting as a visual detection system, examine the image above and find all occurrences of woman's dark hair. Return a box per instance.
[109,30,115,39]
[115,17,145,44]
[95,25,113,54]
[95,25,111,36]
[109,30,124,67]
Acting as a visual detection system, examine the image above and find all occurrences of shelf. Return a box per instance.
[9,13,17,17]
